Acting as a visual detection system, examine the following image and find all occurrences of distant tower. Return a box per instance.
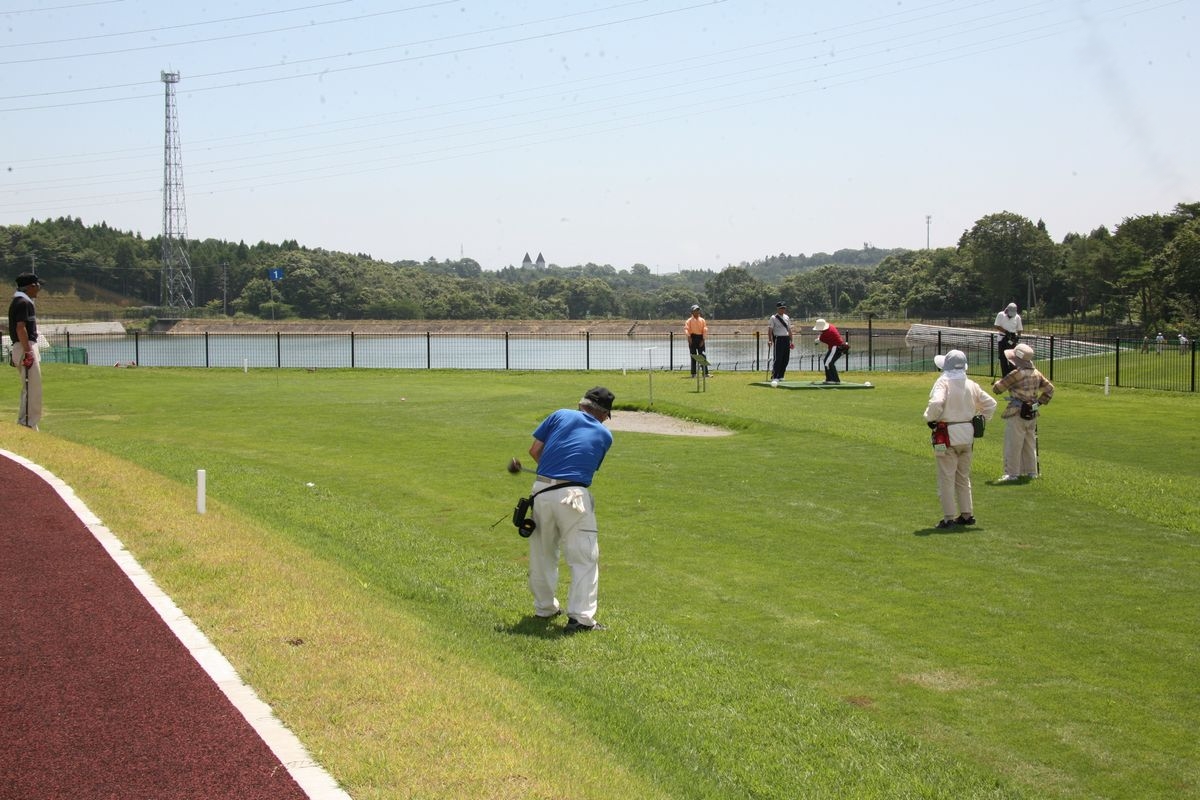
[160,71,194,309]
[535,252,546,267]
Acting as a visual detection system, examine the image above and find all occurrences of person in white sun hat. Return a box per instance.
[991,342,1054,482]
[812,318,847,384]
[923,350,996,529]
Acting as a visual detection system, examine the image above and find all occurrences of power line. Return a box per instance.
[0,0,720,104]
[0,0,352,48]
[1,0,122,14]
[0,0,459,64]
[0,0,1184,217]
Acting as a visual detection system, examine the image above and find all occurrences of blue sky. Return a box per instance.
[1,0,1195,272]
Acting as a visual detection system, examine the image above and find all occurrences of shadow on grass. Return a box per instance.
[496,614,568,639]
[913,524,988,537]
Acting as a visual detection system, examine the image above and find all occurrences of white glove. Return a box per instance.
[561,487,586,514]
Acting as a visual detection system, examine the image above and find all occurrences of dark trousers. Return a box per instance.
[998,339,1015,377]
[688,334,708,376]
[821,347,841,383]
[771,337,791,379]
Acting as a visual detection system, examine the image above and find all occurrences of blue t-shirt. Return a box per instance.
[532,409,612,485]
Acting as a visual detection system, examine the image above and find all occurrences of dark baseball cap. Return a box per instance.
[16,273,42,288]
[583,386,615,413]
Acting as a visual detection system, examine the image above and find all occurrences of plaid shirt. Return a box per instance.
[992,367,1054,418]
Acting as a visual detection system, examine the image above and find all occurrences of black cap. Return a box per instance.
[583,386,615,413]
[16,273,41,288]
[775,301,787,308]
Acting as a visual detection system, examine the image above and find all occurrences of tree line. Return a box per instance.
[2,202,1196,331]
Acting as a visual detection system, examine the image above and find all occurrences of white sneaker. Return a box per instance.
[1025,473,1039,479]
[997,474,1018,482]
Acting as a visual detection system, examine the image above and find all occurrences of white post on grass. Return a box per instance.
[644,346,657,406]
[1104,376,1110,396]
[197,469,207,514]
[243,358,249,373]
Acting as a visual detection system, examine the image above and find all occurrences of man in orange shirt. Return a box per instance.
[684,304,710,377]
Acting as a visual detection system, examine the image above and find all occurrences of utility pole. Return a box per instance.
[160,70,194,309]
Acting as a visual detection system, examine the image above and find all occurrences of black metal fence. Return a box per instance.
[20,327,1197,392]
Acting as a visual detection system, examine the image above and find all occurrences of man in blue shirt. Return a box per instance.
[526,386,614,632]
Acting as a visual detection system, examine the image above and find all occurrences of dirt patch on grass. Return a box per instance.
[900,670,986,692]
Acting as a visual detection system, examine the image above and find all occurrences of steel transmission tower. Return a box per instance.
[160,71,194,309]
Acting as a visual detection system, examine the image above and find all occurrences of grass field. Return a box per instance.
[2,364,1197,799]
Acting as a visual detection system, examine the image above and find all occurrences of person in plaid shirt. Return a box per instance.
[991,343,1055,482]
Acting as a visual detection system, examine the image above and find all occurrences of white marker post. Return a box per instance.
[644,346,658,406]
[197,469,207,514]
[1104,376,1110,396]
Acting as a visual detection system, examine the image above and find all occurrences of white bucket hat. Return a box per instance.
[1005,342,1035,366]
[934,350,968,371]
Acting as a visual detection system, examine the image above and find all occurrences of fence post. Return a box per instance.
[586,331,591,371]
[505,331,509,370]
[204,331,210,369]
[1192,338,1196,393]
[426,332,431,369]
[669,331,675,372]
[134,330,140,365]
[867,313,874,371]
[1114,338,1120,386]
[350,331,355,369]
[755,330,761,372]
[1048,335,1054,381]
[276,331,281,368]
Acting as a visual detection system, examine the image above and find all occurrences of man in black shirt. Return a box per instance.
[8,273,43,429]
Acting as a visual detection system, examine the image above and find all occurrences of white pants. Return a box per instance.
[1002,415,1039,476]
[528,483,600,626]
[14,342,42,430]
[934,443,974,520]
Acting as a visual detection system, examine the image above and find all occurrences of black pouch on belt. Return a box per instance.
[512,496,535,537]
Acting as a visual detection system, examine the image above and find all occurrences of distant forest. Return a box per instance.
[3,202,1197,331]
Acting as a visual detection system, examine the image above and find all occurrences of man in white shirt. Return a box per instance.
[993,302,1023,377]
[767,302,793,383]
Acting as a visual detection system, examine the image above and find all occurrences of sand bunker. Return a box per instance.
[607,411,732,437]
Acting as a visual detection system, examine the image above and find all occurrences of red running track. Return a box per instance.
[0,451,343,800]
